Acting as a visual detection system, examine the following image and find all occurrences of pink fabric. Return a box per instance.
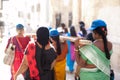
[26,43,40,79]
[70,43,75,61]
[6,36,30,80]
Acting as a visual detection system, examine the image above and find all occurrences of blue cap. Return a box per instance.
[89,19,107,30]
[16,24,24,29]
[49,29,59,37]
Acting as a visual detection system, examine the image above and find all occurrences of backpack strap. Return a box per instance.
[15,36,24,52]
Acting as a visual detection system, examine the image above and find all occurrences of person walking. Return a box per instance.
[5,24,30,80]
[66,26,77,73]
[14,27,57,80]
[75,19,113,80]
[78,21,87,38]
[49,29,68,80]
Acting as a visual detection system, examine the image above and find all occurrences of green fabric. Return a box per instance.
[79,44,112,80]
[80,45,112,64]
[80,70,109,80]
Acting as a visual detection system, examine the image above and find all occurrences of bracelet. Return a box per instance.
[75,46,80,49]
[74,48,79,52]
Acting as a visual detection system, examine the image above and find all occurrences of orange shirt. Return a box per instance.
[56,41,68,62]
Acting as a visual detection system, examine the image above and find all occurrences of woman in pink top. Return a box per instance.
[5,24,30,80]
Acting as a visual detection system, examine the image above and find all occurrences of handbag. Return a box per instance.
[3,37,15,66]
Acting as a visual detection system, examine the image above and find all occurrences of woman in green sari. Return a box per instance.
[75,19,113,80]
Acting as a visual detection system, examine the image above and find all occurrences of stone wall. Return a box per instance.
[111,43,120,72]
[81,0,120,72]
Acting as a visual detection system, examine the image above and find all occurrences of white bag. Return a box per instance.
[16,74,25,80]
[3,38,15,66]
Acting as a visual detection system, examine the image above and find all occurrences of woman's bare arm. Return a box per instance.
[14,55,28,80]
[75,51,86,68]
[75,64,80,77]
[51,59,56,70]
[84,64,96,68]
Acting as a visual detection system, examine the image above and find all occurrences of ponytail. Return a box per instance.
[41,45,46,67]
[94,27,110,59]
[101,33,110,59]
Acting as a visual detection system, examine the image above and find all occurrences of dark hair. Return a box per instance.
[93,27,110,59]
[70,26,77,44]
[61,23,68,33]
[80,27,87,37]
[61,23,65,28]
[36,27,49,67]
[70,26,77,37]
[79,21,85,27]
[36,27,49,47]
[51,35,61,55]
[79,21,87,37]
[86,33,94,42]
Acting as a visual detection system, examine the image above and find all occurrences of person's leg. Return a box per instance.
[66,52,75,73]
[69,60,75,73]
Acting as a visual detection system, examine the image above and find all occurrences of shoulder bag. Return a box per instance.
[3,37,15,66]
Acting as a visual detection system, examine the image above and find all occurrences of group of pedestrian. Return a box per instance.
[4,19,114,80]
